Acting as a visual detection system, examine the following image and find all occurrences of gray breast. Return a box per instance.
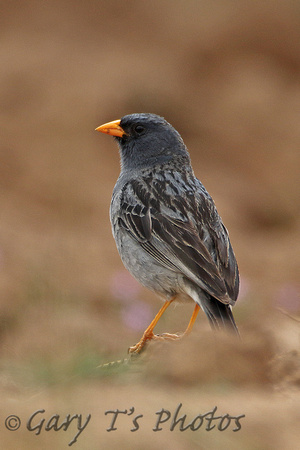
[112,220,181,299]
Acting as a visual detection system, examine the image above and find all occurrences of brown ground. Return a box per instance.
[1,1,300,449]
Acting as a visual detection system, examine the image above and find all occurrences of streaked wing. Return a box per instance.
[118,175,239,305]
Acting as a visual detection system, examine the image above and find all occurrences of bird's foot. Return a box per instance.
[128,331,155,355]
[128,331,184,355]
[153,332,183,341]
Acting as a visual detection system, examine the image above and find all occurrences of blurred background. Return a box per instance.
[1,0,300,448]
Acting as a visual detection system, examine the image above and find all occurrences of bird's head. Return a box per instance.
[96,113,189,171]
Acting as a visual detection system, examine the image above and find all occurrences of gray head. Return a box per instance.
[96,113,190,171]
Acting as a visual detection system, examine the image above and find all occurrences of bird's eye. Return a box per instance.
[133,125,145,135]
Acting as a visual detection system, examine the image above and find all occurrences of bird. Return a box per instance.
[96,113,239,354]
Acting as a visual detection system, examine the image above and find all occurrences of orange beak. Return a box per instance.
[95,119,126,138]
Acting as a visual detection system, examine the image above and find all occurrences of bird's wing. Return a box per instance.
[117,176,239,305]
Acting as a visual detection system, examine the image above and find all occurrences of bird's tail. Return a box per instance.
[199,295,240,337]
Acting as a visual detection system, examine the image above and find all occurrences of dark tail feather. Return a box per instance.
[199,295,240,337]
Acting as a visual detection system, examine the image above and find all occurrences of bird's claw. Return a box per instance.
[128,331,184,355]
[154,332,183,341]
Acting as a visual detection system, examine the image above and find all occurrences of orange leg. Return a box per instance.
[159,303,200,339]
[184,303,201,335]
[128,299,174,354]
[128,302,201,355]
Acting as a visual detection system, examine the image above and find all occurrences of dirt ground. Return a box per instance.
[1,1,300,449]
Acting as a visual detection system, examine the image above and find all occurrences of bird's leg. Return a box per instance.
[128,299,174,354]
[128,303,201,355]
[183,303,201,335]
[159,304,201,340]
